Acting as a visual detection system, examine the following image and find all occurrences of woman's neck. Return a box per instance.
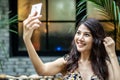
[79,51,91,63]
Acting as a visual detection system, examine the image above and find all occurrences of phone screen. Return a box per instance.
[30,3,42,16]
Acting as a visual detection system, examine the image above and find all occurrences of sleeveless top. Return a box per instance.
[63,72,100,80]
[63,54,100,80]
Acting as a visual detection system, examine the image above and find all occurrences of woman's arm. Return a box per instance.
[103,37,120,80]
[23,12,66,76]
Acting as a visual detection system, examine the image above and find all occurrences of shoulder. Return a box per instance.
[53,57,67,67]
[54,57,67,74]
[58,57,67,64]
[54,54,69,65]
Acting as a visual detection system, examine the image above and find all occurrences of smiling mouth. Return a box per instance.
[77,42,85,47]
[78,44,85,47]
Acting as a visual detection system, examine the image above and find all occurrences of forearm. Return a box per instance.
[109,52,120,80]
[24,39,66,76]
[24,39,45,75]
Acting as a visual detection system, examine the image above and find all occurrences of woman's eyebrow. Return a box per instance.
[85,32,91,34]
[77,30,91,33]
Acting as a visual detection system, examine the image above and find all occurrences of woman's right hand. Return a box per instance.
[23,12,42,41]
[22,12,67,76]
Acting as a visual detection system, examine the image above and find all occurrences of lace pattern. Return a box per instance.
[63,72,82,80]
[63,72,100,80]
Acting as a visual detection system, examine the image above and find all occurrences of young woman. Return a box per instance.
[23,12,120,80]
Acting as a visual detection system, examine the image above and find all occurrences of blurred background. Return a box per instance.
[0,0,120,78]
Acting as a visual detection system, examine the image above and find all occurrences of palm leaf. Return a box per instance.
[81,14,88,21]
[77,0,120,49]
[76,0,86,16]
[118,13,120,33]
[89,0,120,32]
[76,0,87,21]
[113,1,117,22]
[9,29,18,34]
[77,8,87,16]
[95,8,111,19]
[77,0,86,7]
[89,0,114,20]
[77,0,120,31]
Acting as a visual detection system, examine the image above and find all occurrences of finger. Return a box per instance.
[29,11,37,17]
[38,15,42,18]
[28,15,41,23]
[103,38,107,44]
[27,12,42,21]
[103,41,107,47]
[106,37,114,43]
[23,15,41,29]
[103,37,111,43]
[103,37,111,45]
[30,24,40,30]
[23,19,28,31]
[103,37,115,46]
[26,19,41,30]
[29,12,42,18]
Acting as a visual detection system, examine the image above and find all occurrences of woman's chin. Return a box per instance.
[77,48,85,53]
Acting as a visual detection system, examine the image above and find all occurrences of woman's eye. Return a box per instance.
[84,34,90,37]
[76,31,80,35]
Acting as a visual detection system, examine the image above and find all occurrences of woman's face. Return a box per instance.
[74,24,93,53]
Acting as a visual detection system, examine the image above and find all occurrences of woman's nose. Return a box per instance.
[78,34,84,41]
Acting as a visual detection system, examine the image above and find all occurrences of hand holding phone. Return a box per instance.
[30,3,42,16]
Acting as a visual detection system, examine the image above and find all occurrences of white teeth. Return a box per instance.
[78,44,84,46]
[78,43,84,46]
[77,42,83,45]
[77,41,85,47]
[76,40,85,47]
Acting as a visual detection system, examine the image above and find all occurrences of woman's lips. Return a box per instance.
[77,42,85,47]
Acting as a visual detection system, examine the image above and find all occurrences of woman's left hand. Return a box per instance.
[103,37,116,57]
[103,38,120,80]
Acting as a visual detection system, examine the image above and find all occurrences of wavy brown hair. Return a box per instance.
[66,18,110,80]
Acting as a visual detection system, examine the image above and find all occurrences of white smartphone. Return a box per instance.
[30,3,42,16]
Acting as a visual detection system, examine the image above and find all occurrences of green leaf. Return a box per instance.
[81,14,88,21]
[9,29,18,34]
[9,15,17,21]
[95,8,110,19]
[77,8,86,16]
[114,2,117,20]
[9,19,18,24]
[77,0,86,7]
[118,13,120,33]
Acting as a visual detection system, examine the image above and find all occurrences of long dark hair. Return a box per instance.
[66,18,109,80]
